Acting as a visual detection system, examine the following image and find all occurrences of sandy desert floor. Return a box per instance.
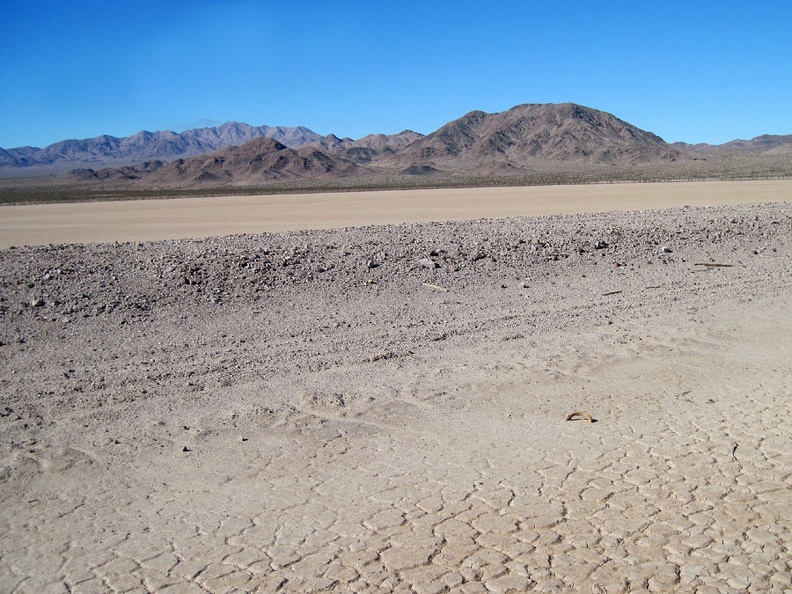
[1,185,791,593]
[1,180,791,249]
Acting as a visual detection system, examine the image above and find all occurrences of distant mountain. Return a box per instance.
[308,130,425,163]
[389,103,686,173]
[674,134,792,155]
[2,103,788,184]
[0,147,21,167]
[139,137,361,186]
[71,161,167,181]
[355,131,424,150]
[0,123,326,172]
[121,104,693,187]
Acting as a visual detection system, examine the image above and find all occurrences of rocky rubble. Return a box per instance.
[1,203,788,322]
[0,202,790,431]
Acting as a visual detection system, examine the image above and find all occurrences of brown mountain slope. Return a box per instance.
[390,103,687,172]
[142,137,360,187]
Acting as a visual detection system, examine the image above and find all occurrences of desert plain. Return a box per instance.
[1,180,791,593]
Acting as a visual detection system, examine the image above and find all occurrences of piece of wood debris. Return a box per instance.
[422,282,448,292]
[565,410,595,422]
[693,263,734,267]
[602,290,622,296]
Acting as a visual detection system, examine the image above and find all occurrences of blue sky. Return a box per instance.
[1,1,790,149]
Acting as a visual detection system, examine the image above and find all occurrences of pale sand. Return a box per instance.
[1,179,791,249]
[1,193,791,592]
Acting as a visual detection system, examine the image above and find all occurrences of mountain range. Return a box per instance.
[1,103,790,186]
[672,135,792,155]
[0,123,326,170]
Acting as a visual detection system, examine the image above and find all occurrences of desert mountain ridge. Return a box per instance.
[2,102,790,186]
[673,134,792,155]
[143,137,362,186]
[69,103,691,186]
[0,123,337,171]
[381,103,686,173]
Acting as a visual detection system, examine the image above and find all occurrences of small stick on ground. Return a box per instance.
[602,290,622,296]
[693,263,735,267]
[566,411,595,423]
[422,282,448,292]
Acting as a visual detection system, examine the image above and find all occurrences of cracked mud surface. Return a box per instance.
[1,201,791,592]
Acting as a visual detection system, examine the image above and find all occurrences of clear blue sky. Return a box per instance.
[1,1,790,149]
